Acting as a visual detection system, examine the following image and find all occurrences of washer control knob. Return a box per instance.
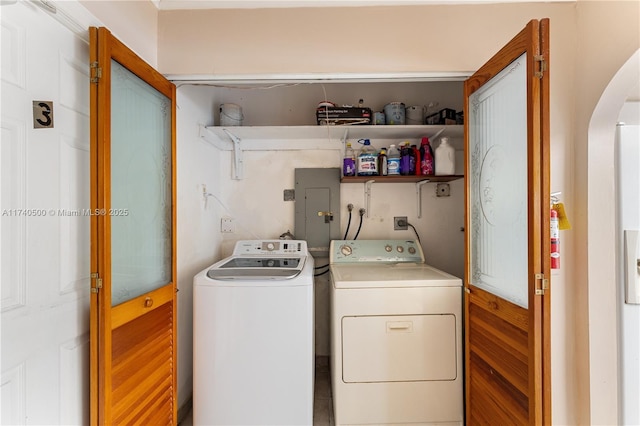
[267,259,275,267]
[397,245,404,253]
[266,243,275,251]
[408,247,416,254]
[385,245,392,252]
[340,245,353,256]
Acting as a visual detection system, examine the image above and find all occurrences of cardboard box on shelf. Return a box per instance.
[316,107,372,125]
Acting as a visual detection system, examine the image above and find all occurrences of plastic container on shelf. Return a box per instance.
[419,137,435,175]
[357,139,378,176]
[387,144,401,175]
[343,142,356,177]
[435,137,455,175]
[383,102,406,125]
[219,103,243,126]
[378,147,388,176]
[400,142,412,176]
[411,144,420,175]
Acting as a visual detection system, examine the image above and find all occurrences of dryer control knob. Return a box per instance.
[266,243,275,251]
[340,245,353,256]
[385,245,392,252]
[408,247,416,254]
[397,246,404,253]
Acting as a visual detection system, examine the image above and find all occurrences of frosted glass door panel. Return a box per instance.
[468,53,528,308]
[110,59,172,306]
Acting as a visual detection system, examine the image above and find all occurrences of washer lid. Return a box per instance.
[330,263,461,288]
[206,255,306,280]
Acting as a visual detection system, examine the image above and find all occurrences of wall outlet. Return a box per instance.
[394,216,408,230]
[221,217,234,233]
[436,183,451,197]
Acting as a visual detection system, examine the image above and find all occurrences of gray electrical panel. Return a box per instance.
[294,168,341,256]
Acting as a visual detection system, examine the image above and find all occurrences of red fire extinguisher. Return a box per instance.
[550,209,560,269]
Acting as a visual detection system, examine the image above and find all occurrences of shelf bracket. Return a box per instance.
[341,128,349,144]
[223,129,244,180]
[364,179,375,218]
[416,179,430,218]
[429,127,446,141]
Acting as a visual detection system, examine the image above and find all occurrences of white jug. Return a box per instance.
[435,137,455,175]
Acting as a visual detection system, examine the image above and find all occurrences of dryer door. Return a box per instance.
[342,314,457,383]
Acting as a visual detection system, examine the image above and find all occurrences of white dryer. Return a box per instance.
[193,240,315,425]
[330,239,463,425]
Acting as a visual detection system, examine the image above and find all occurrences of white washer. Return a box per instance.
[330,239,463,425]
[193,240,315,425]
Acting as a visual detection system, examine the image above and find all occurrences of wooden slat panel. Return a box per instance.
[112,329,170,376]
[111,314,171,368]
[139,387,173,425]
[112,339,170,401]
[111,301,173,426]
[469,352,528,425]
[470,302,528,358]
[468,285,528,331]
[468,287,529,425]
[115,377,172,425]
[469,305,528,395]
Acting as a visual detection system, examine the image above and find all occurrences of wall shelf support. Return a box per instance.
[416,180,431,218]
[223,129,244,180]
[364,179,375,218]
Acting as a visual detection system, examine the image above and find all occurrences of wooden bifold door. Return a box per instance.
[89,27,177,425]
[464,19,551,425]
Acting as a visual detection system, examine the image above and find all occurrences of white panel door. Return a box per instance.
[617,123,640,425]
[1,2,90,424]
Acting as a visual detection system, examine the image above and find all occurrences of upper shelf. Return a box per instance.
[341,175,463,183]
[199,124,463,151]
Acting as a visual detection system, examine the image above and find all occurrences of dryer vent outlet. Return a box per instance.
[394,216,408,230]
[436,183,451,197]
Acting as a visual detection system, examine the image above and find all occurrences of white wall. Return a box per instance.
[573,2,640,423]
[173,85,225,409]
[80,0,158,67]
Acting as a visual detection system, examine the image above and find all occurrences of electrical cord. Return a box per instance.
[343,203,353,239]
[314,267,330,277]
[353,208,366,240]
[397,218,421,242]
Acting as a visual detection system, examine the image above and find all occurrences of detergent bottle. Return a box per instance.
[419,137,435,175]
[435,137,455,175]
[378,147,388,176]
[343,142,356,176]
[357,139,378,176]
[387,144,401,175]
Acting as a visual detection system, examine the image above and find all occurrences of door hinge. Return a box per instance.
[534,55,547,79]
[534,273,549,296]
[90,272,103,294]
[90,62,102,84]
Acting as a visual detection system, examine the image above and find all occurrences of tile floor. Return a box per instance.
[179,356,334,426]
[313,356,335,426]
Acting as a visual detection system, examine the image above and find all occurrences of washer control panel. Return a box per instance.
[330,240,424,263]
[233,240,307,255]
